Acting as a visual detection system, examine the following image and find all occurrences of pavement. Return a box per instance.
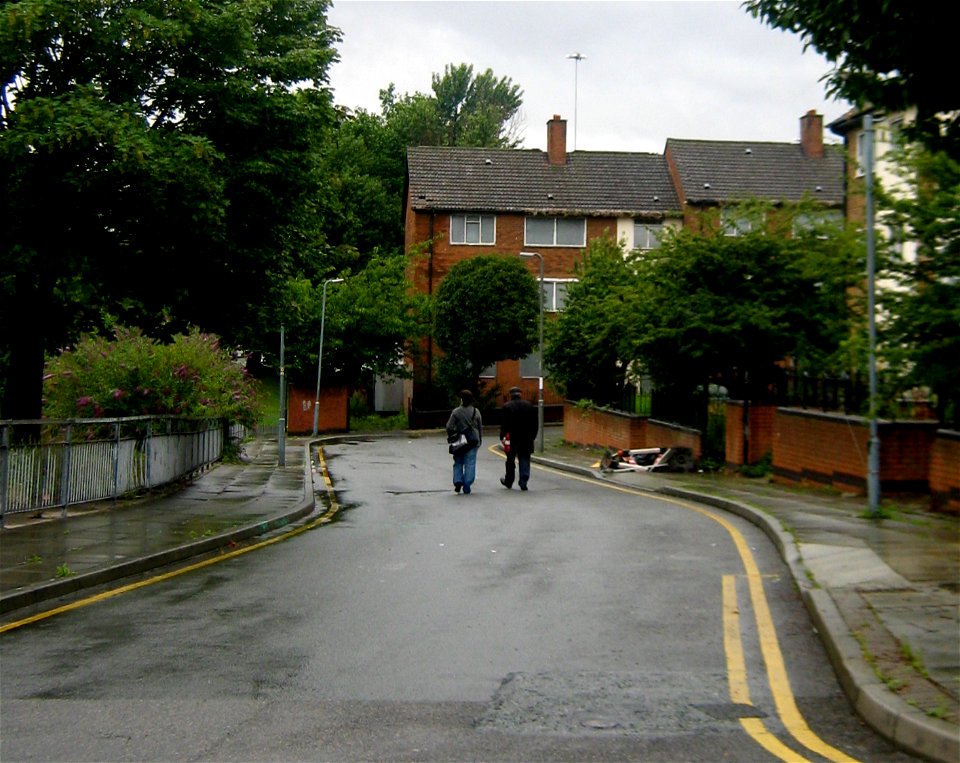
[1,426,957,762]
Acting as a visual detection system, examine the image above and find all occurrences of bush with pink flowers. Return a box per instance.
[43,327,262,427]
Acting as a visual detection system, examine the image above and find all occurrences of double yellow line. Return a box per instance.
[535,464,859,763]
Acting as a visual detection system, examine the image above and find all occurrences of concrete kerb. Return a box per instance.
[533,454,959,763]
[0,442,317,616]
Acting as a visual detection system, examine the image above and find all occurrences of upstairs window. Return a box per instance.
[450,213,495,245]
[525,217,586,247]
[634,222,663,250]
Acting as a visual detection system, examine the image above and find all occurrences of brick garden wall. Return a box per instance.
[928,430,960,513]
[562,402,702,459]
[724,401,776,467]
[771,408,941,496]
[565,402,957,513]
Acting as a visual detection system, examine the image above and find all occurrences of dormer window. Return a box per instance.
[450,213,495,245]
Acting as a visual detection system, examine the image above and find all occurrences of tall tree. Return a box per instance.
[1,0,340,419]
[433,255,539,398]
[745,0,958,157]
[379,63,524,149]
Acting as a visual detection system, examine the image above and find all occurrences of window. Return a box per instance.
[479,363,496,379]
[856,132,866,177]
[721,208,760,237]
[450,214,495,245]
[520,350,542,378]
[634,222,663,250]
[793,209,843,238]
[525,217,586,247]
[542,278,575,312]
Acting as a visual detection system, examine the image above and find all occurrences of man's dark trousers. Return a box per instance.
[503,448,531,489]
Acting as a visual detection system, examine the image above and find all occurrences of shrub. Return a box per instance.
[43,327,262,427]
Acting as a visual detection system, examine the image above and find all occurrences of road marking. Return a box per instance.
[530,463,860,762]
[724,575,813,762]
[0,449,341,634]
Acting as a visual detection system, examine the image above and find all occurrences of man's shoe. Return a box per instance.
[519,483,528,491]
[463,485,471,494]
[500,477,512,489]
[454,482,462,493]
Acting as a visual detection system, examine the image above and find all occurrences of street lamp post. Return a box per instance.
[520,252,545,453]
[312,277,344,437]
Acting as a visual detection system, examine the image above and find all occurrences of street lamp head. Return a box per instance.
[566,52,586,61]
[326,277,344,285]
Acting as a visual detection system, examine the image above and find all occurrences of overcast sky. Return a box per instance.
[326,0,852,154]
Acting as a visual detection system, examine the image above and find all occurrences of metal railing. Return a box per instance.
[0,416,246,527]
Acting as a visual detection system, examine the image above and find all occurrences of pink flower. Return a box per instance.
[76,396,93,407]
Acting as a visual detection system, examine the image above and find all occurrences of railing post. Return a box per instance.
[113,418,121,505]
[60,423,73,517]
[0,424,9,528]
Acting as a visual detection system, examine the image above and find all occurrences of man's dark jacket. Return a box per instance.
[499,397,538,455]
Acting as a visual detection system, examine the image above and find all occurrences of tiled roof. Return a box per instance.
[665,138,844,206]
[406,146,680,217]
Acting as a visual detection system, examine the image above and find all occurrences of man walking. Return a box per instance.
[499,386,538,491]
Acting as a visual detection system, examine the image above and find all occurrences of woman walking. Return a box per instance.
[446,389,482,494]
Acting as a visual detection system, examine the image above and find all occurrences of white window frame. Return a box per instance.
[633,222,663,250]
[450,213,496,245]
[524,216,586,247]
[479,362,496,379]
[542,278,576,312]
[721,208,760,237]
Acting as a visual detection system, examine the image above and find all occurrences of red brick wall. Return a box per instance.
[286,385,349,435]
[772,408,939,494]
[563,402,701,459]
[929,431,960,513]
[725,402,776,466]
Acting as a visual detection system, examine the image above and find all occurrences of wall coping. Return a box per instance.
[776,407,941,430]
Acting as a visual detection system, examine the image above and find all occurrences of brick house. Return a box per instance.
[403,115,681,414]
[401,111,843,418]
[665,110,845,233]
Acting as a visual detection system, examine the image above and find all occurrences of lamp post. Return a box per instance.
[566,52,586,151]
[520,251,544,453]
[312,277,344,437]
[864,114,880,517]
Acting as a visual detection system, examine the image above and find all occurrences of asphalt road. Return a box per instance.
[0,435,919,762]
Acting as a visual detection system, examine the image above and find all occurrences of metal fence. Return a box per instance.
[0,416,246,526]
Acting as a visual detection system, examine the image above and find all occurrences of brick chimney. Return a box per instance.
[800,109,824,158]
[547,114,567,165]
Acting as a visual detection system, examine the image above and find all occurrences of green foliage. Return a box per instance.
[876,146,960,426]
[745,0,958,158]
[545,205,863,408]
[544,236,638,401]
[380,63,523,149]
[433,255,539,393]
[624,206,862,393]
[279,249,430,387]
[43,327,263,427]
[1,0,341,419]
